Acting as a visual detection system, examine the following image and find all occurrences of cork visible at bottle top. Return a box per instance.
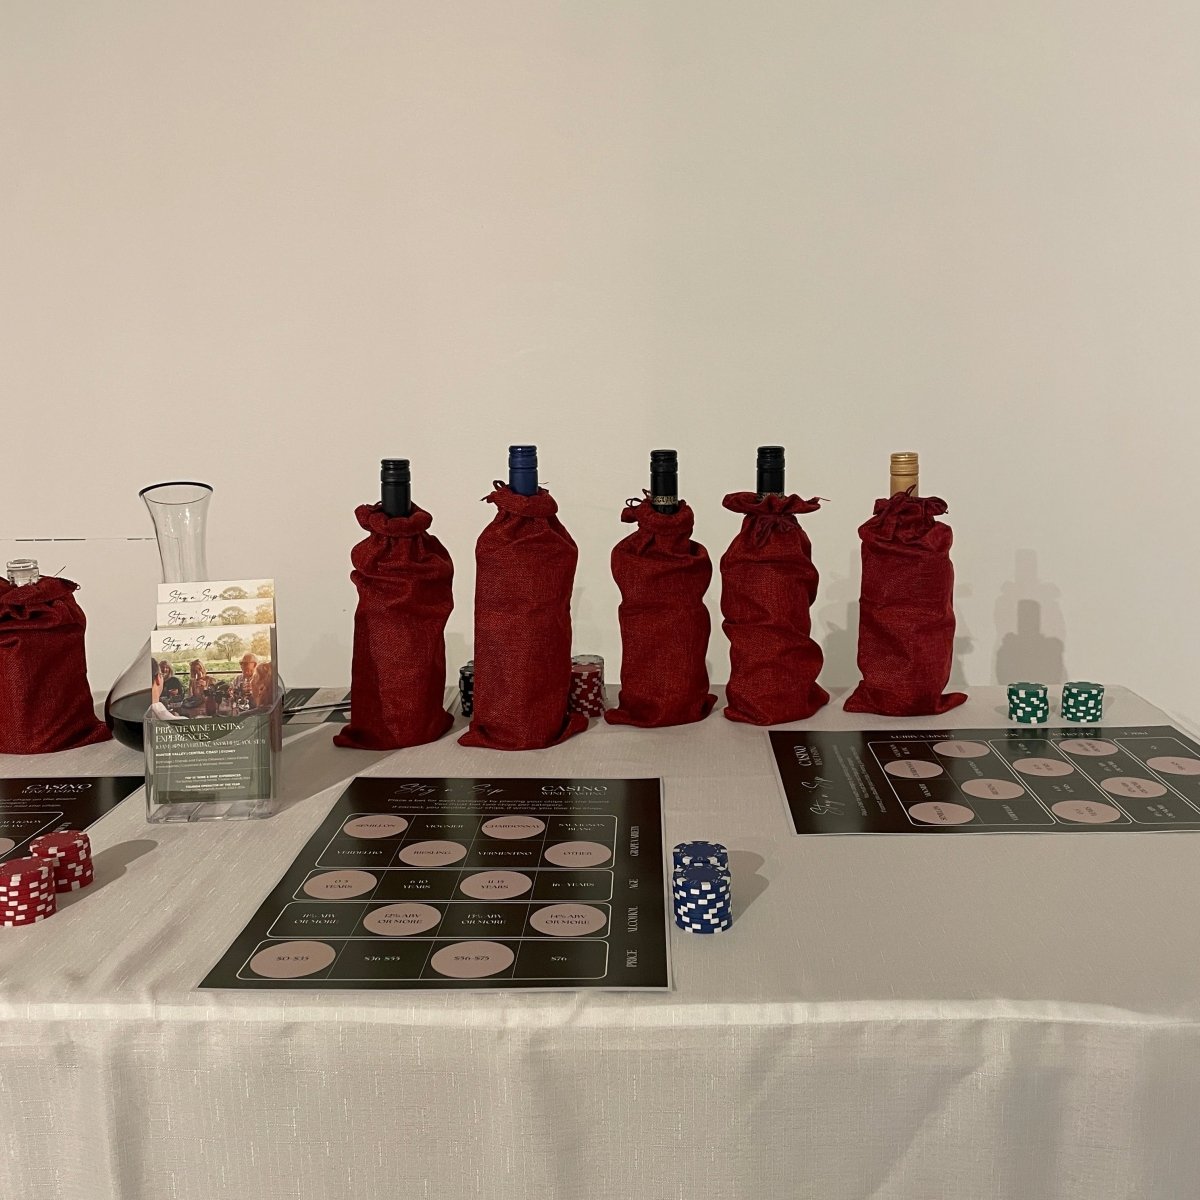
[889,452,919,497]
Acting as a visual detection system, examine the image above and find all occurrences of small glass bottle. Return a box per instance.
[6,559,41,586]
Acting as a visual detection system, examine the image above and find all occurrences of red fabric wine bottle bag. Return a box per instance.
[844,492,967,716]
[0,576,111,754]
[459,485,586,751]
[334,504,454,750]
[606,497,716,728]
[720,492,829,725]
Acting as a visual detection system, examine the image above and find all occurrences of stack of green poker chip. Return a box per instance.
[1062,681,1104,723]
[1008,682,1049,724]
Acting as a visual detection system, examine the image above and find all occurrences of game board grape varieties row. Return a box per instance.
[771,726,1200,835]
[202,776,669,991]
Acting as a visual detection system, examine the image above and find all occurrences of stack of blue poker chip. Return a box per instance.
[671,854,733,934]
[672,840,729,872]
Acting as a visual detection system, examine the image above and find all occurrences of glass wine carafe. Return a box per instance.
[104,481,213,750]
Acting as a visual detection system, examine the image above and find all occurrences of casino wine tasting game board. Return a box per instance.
[771,726,1200,835]
[202,776,669,991]
[0,777,142,861]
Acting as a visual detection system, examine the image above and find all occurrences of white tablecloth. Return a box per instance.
[2,686,1198,1200]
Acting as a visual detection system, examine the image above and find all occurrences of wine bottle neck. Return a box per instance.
[508,445,539,496]
[650,450,679,514]
[756,445,785,499]
[890,452,919,497]
[380,459,411,517]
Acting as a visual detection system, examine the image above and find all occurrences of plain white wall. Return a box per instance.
[3,2,1198,725]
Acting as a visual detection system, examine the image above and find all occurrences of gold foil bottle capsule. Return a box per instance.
[889,452,919,497]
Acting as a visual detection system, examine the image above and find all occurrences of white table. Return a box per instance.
[2,686,1198,1200]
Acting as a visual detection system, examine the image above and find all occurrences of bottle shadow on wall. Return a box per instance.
[994,549,1067,684]
[950,581,974,691]
[445,630,471,679]
[817,549,861,695]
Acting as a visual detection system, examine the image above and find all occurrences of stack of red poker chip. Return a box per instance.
[0,857,57,926]
[568,654,607,718]
[30,830,94,893]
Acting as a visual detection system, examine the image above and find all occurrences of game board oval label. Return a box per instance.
[429,940,515,979]
[249,941,336,979]
[1101,776,1168,799]
[342,815,409,839]
[1058,739,1119,757]
[0,838,15,855]
[1146,756,1200,776]
[458,870,533,899]
[481,816,546,840]
[907,802,976,825]
[1012,757,1074,777]
[303,869,377,899]
[932,740,991,759]
[529,903,607,937]
[884,759,943,779]
[961,778,1025,800]
[398,840,467,867]
[362,902,442,937]
[1051,800,1123,823]
[542,841,611,867]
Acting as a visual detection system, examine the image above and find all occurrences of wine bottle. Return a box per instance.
[756,445,785,498]
[380,459,411,517]
[890,451,919,497]
[650,449,680,514]
[508,445,538,496]
[5,559,39,586]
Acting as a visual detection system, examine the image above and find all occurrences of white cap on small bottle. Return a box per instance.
[5,559,40,586]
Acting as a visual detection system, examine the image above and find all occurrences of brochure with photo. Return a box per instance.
[156,597,276,628]
[150,624,276,720]
[143,578,282,817]
[146,621,280,811]
[157,578,275,605]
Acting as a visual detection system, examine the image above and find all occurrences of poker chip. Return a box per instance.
[674,864,729,892]
[1008,682,1050,724]
[676,919,732,934]
[1011,705,1049,725]
[675,907,729,917]
[672,855,733,935]
[0,857,52,887]
[1062,681,1104,723]
[458,661,474,718]
[29,828,95,897]
[673,841,728,871]
[1,904,55,919]
[2,911,53,927]
[0,855,56,924]
[54,876,94,893]
[568,655,606,717]
[29,831,90,861]
[0,876,48,893]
